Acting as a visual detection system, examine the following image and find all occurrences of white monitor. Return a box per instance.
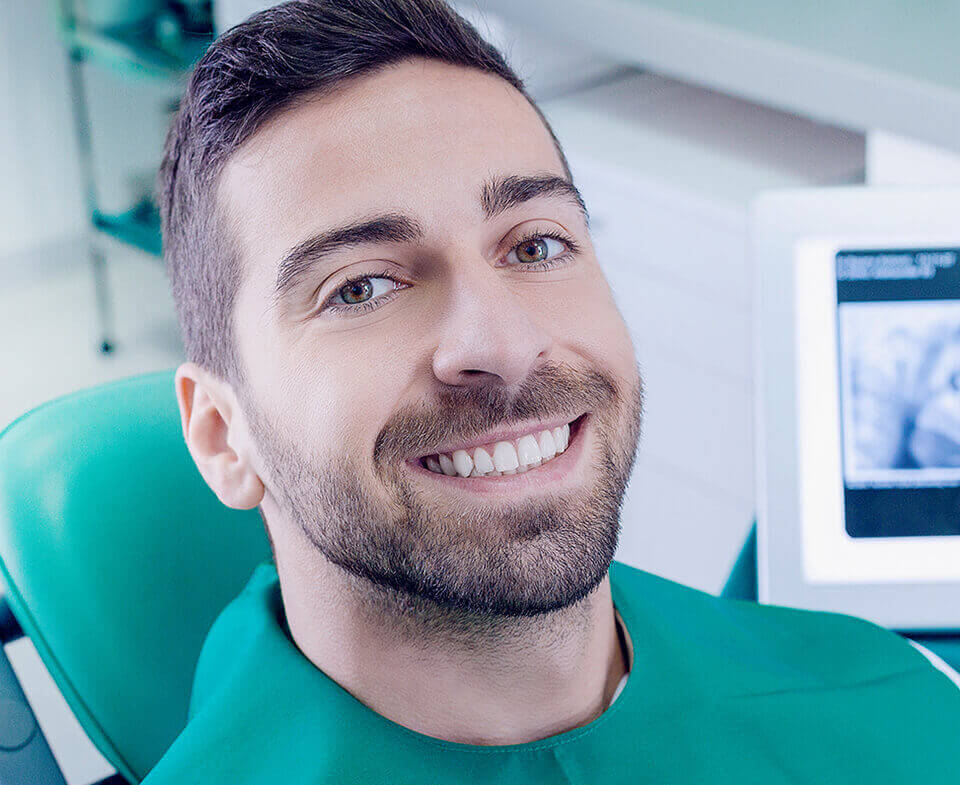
[752,185,960,631]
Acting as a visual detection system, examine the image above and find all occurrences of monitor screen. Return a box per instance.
[757,188,960,623]
[835,248,960,538]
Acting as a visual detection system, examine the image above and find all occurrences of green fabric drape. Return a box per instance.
[142,560,960,784]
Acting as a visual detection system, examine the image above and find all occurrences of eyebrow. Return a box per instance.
[272,172,590,307]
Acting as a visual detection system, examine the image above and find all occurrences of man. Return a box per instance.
[144,1,960,782]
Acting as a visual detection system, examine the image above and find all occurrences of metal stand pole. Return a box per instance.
[87,239,115,354]
[65,46,116,355]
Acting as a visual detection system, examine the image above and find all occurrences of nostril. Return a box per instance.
[459,369,501,384]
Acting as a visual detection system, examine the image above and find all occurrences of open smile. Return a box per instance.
[403,413,590,495]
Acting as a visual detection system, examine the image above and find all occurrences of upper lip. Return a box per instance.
[411,412,588,460]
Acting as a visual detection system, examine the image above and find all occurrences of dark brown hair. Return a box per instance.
[157,0,572,389]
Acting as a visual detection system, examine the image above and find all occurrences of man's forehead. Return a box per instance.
[219,60,564,222]
[217,59,571,292]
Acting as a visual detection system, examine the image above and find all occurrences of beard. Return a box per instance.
[240,360,644,623]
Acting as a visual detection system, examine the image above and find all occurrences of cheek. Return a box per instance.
[277,342,409,462]
[260,346,349,447]
[558,273,637,375]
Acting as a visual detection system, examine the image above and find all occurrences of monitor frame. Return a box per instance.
[752,185,960,631]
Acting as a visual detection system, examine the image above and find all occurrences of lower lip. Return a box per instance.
[403,414,590,495]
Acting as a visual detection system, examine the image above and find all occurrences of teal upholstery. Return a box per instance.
[720,523,757,602]
[0,370,271,783]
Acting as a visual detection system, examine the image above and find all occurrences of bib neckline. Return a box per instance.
[273,561,641,755]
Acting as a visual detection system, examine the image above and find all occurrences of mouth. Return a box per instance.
[404,412,590,493]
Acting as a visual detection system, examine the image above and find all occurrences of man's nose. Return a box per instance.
[431,265,553,389]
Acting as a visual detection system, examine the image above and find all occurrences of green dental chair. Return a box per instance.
[0,371,271,783]
[0,371,958,783]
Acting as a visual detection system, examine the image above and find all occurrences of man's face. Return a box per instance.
[219,57,644,617]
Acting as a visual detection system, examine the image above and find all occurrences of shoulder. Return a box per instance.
[908,640,960,689]
[187,562,282,717]
[608,559,947,695]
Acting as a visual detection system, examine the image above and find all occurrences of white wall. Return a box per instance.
[0,4,85,257]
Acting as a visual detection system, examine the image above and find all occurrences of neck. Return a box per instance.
[276,549,629,745]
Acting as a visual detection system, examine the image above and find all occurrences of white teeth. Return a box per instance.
[552,425,569,453]
[471,446,495,476]
[516,434,542,468]
[421,419,579,478]
[492,441,519,472]
[538,429,557,460]
[552,426,564,452]
[452,449,474,477]
[438,453,457,476]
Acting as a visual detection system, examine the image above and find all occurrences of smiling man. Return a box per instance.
[143,1,960,783]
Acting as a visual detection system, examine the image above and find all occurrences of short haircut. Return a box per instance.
[156,0,573,389]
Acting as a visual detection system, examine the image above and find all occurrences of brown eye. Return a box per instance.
[506,234,570,267]
[340,278,374,304]
[323,273,402,314]
[516,238,549,263]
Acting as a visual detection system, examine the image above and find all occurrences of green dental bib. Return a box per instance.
[141,561,960,784]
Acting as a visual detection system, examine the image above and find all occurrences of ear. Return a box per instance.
[174,361,265,510]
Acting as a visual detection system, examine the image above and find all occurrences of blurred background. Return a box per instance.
[1,1,959,782]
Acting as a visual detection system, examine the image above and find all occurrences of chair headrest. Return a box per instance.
[0,370,271,781]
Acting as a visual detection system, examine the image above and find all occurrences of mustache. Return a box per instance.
[373,362,621,464]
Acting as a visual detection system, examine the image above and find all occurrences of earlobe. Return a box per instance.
[174,362,265,510]
[208,449,266,510]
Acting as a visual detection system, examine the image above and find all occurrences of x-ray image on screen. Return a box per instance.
[835,247,960,538]
[840,302,960,479]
